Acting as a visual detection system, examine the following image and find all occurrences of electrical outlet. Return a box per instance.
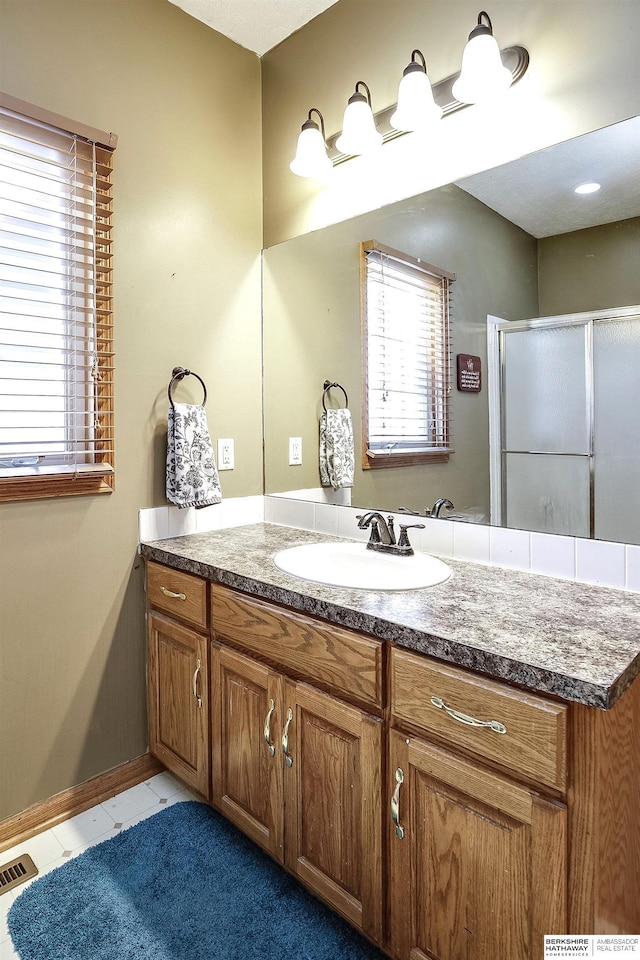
[289,437,302,465]
[217,438,234,470]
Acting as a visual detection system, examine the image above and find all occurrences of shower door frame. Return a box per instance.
[487,304,640,536]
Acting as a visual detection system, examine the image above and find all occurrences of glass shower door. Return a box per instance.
[593,315,640,543]
[500,321,591,537]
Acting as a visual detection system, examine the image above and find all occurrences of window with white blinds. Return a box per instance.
[0,95,116,500]
[361,241,455,468]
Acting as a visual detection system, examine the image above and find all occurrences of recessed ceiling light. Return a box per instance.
[574,182,601,195]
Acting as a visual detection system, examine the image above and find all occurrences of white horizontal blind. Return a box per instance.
[364,243,452,455]
[0,104,114,481]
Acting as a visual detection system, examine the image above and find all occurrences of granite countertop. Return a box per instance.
[140,523,640,710]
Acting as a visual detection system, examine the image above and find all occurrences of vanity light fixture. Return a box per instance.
[574,182,601,194]
[335,81,383,156]
[289,108,333,179]
[390,49,443,132]
[452,11,513,104]
[289,10,529,178]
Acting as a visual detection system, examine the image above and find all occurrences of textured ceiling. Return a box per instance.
[457,116,640,238]
[168,0,339,55]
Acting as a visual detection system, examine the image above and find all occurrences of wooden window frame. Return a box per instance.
[0,93,117,502]
[360,240,455,471]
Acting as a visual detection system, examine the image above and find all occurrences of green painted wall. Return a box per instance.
[0,0,262,819]
[539,218,640,316]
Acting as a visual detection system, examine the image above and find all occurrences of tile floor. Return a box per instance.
[0,771,202,960]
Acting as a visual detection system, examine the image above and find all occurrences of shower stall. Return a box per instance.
[487,305,640,543]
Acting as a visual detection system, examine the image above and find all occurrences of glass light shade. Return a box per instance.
[452,32,513,104]
[390,66,443,132]
[336,95,382,156]
[289,123,332,179]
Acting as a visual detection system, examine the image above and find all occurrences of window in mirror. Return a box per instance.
[0,96,115,501]
[361,240,455,469]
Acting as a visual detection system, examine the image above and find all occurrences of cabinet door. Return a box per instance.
[283,680,383,945]
[389,729,567,960]
[211,644,284,862]
[147,612,210,799]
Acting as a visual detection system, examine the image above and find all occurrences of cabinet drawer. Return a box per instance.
[391,647,567,791]
[147,561,207,630]
[211,585,382,709]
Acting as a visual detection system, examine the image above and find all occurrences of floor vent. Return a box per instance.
[0,854,38,896]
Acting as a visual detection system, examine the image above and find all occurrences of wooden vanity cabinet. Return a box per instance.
[210,585,384,946]
[282,678,383,940]
[145,559,640,959]
[211,643,284,860]
[388,648,568,960]
[388,730,566,960]
[146,562,210,799]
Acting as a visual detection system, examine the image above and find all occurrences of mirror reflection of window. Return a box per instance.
[361,240,456,470]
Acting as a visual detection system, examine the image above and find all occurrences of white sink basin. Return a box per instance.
[273,542,451,591]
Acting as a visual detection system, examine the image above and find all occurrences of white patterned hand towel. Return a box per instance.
[319,408,354,490]
[166,403,222,509]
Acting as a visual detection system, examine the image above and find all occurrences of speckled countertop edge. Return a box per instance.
[140,523,640,710]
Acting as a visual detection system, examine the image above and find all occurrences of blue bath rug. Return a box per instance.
[8,800,386,960]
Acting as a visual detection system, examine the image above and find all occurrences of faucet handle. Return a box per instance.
[368,520,382,544]
[386,515,396,545]
[397,523,426,553]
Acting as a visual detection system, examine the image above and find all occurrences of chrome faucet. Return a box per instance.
[356,511,395,545]
[356,512,425,556]
[398,499,455,519]
[429,498,454,519]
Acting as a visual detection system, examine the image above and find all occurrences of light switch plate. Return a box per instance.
[218,438,234,470]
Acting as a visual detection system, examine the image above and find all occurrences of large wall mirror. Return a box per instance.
[262,116,640,543]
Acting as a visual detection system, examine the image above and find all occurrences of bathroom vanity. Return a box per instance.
[141,523,640,960]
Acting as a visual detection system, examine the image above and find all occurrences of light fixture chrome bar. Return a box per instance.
[326,44,529,164]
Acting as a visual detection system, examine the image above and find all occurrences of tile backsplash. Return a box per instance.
[138,496,264,542]
[139,495,639,593]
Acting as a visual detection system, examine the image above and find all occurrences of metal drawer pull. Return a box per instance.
[160,585,187,601]
[264,698,276,757]
[391,767,405,840]
[430,696,506,734]
[192,658,202,709]
[282,707,294,767]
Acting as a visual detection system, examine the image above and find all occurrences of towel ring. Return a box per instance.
[168,366,207,410]
[322,380,349,412]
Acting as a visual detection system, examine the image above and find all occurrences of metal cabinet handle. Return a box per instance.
[264,698,276,757]
[282,707,294,767]
[391,767,405,840]
[160,585,187,601]
[430,696,506,735]
[192,658,202,709]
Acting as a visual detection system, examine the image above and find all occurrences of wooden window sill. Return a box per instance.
[363,450,451,470]
[0,474,114,502]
